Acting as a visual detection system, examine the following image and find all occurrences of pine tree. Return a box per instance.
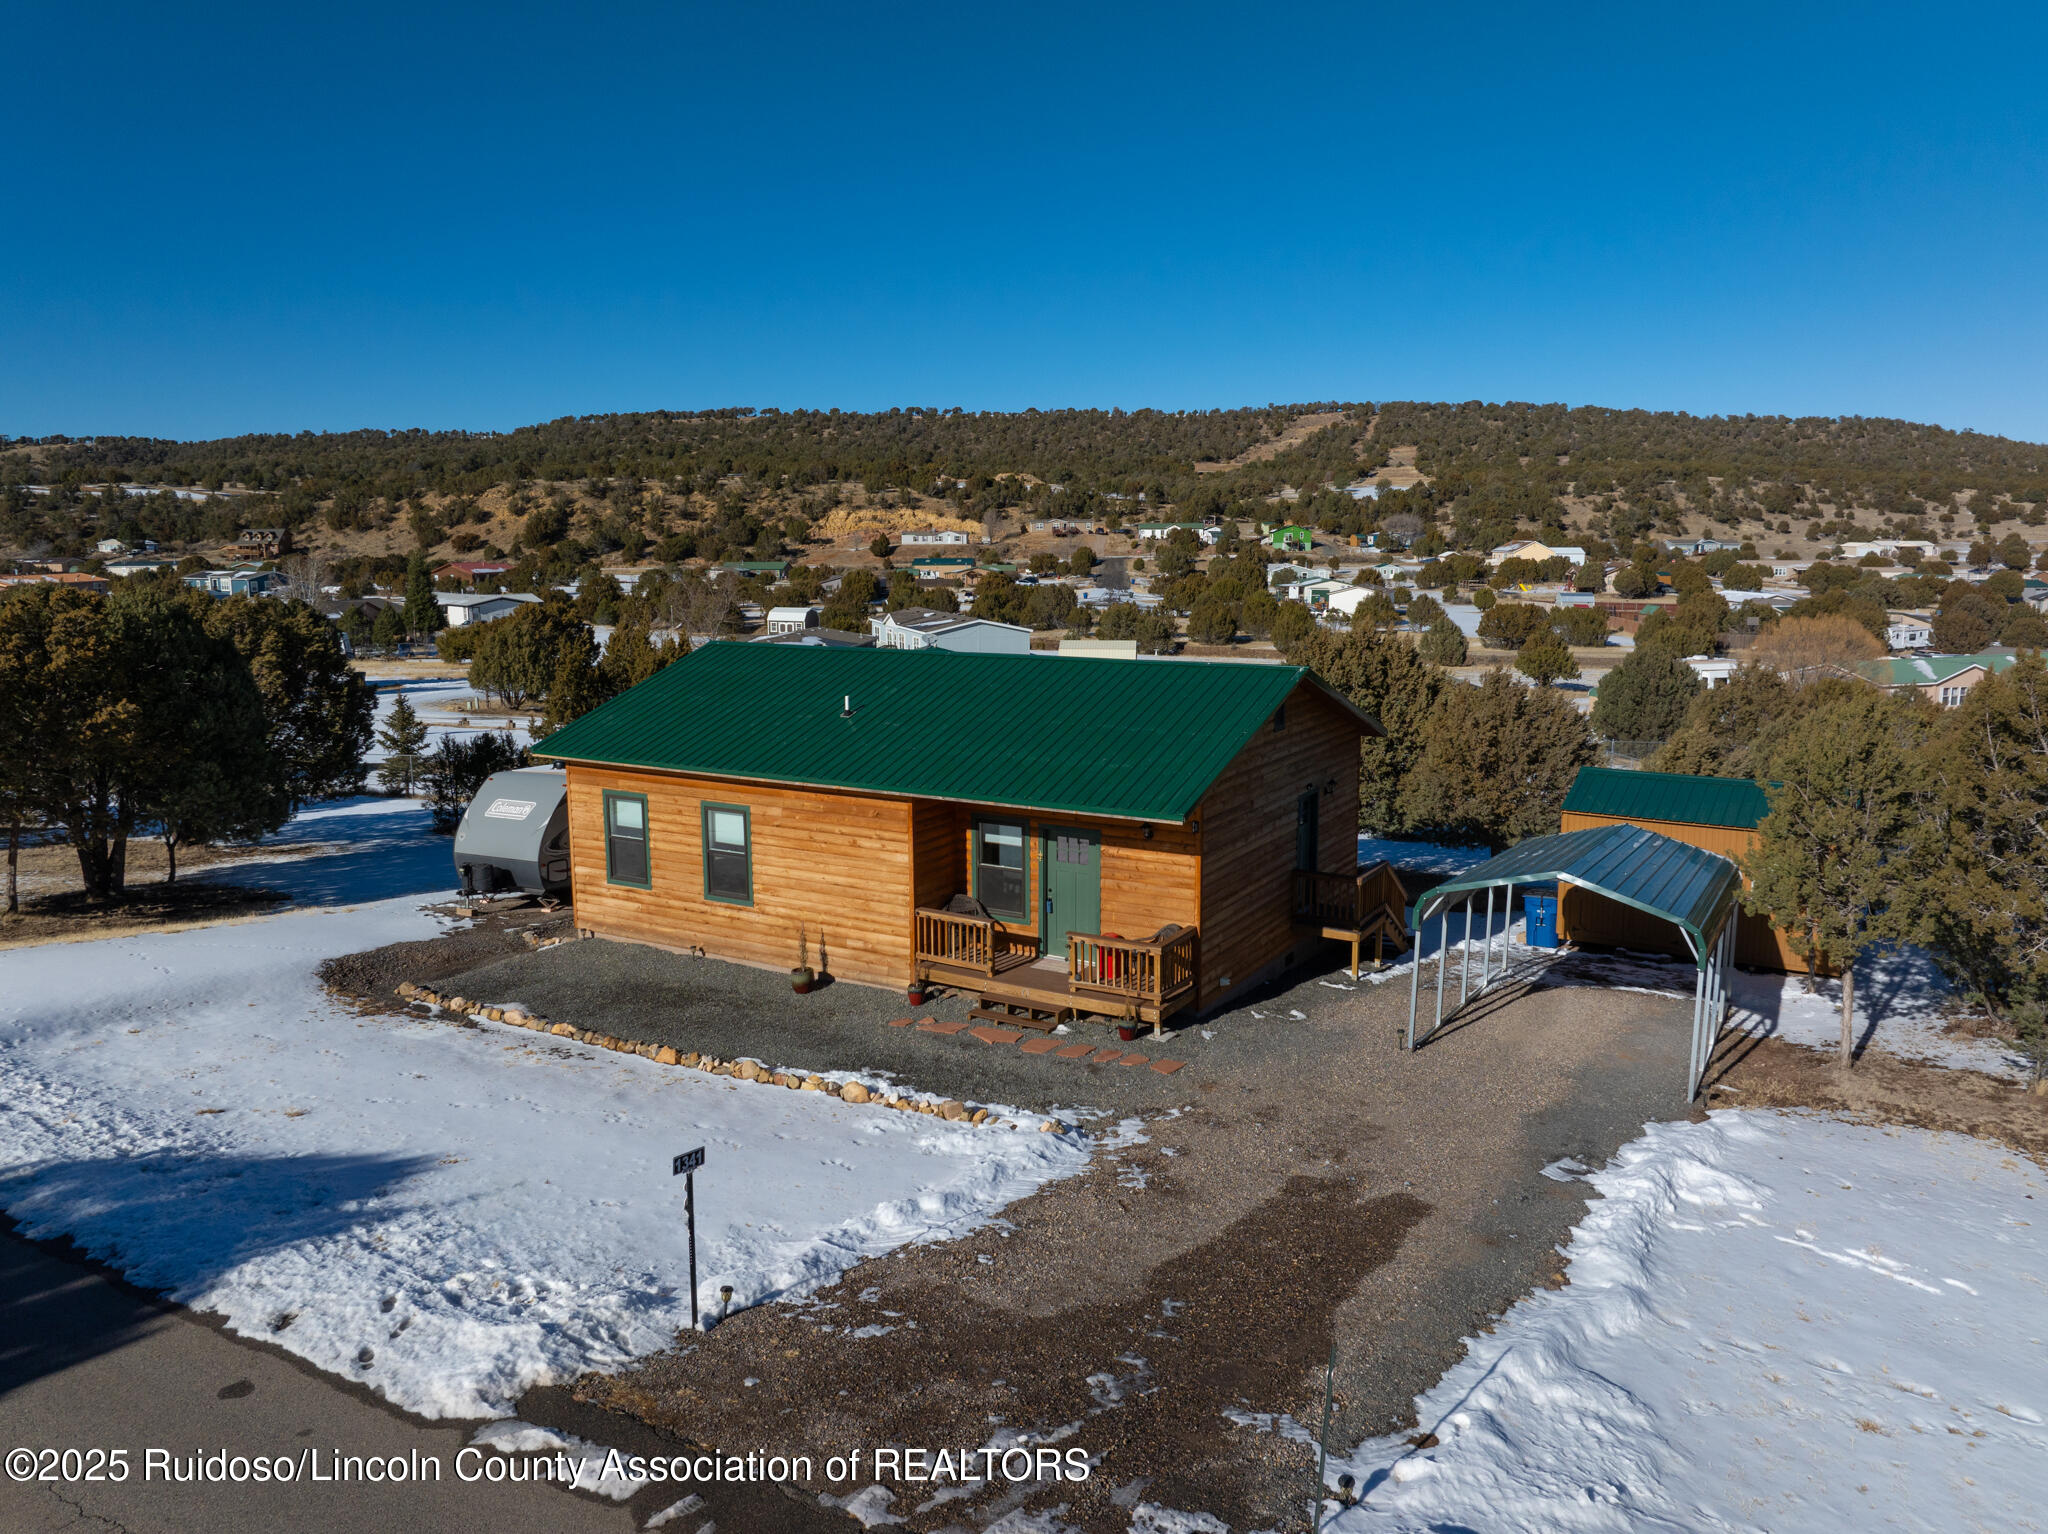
[376,694,431,795]
[403,555,441,639]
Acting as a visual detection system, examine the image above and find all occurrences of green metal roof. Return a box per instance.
[533,643,1381,822]
[1416,822,1740,963]
[1855,653,2017,688]
[1562,766,1769,830]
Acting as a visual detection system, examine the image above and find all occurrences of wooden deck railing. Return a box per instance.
[1068,926,1198,1005]
[1293,861,1409,936]
[914,907,1003,975]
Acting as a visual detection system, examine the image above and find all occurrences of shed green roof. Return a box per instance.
[1418,822,1741,962]
[1562,767,1769,830]
[533,643,1381,822]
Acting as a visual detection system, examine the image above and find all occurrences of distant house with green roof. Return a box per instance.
[1268,525,1314,551]
[531,643,1387,1021]
[1855,652,2016,709]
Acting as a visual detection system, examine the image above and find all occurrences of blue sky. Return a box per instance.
[5,2,2045,442]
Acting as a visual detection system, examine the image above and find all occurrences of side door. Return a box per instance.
[1040,826,1102,960]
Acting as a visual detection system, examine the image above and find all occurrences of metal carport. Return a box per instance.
[1405,822,1744,1100]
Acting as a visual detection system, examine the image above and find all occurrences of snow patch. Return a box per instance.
[0,801,1094,1419]
[1320,1110,2048,1532]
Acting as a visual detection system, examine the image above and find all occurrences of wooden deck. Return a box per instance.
[920,955,1192,1028]
[1292,861,1411,977]
[915,906,1199,1032]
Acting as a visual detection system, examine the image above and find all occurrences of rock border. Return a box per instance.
[395,982,1068,1134]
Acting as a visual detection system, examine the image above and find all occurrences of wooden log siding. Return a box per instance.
[1195,685,1362,1010]
[565,765,916,986]
[938,811,1199,951]
[566,674,1370,1006]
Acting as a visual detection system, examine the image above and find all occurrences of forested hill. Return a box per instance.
[6,401,2047,566]
[1374,402,2048,505]
[9,401,2044,505]
[3,406,1323,498]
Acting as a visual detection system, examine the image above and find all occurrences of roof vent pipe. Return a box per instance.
[842,694,854,718]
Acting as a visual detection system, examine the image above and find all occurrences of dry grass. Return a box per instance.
[0,839,325,951]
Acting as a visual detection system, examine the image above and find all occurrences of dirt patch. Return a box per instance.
[0,874,295,951]
[540,963,1698,1531]
[318,906,574,1011]
[1710,1034,2048,1160]
[1193,412,1348,474]
[584,1171,1424,1529]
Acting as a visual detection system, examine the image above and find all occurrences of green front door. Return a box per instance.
[1041,826,1102,959]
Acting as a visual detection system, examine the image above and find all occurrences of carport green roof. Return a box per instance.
[1562,767,1769,830]
[533,642,1382,822]
[1416,822,1740,962]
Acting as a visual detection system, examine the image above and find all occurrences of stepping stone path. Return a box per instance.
[880,1016,1187,1074]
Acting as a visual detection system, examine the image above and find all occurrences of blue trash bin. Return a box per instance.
[1524,893,1560,949]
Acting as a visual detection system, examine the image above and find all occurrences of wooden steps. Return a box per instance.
[969,1000,1068,1032]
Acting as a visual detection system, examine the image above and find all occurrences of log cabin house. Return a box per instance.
[531,643,1407,1030]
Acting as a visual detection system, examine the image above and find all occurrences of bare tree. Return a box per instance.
[1751,615,1885,685]
[277,552,332,605]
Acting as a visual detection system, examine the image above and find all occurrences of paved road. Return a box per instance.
[0,1225,640,1534]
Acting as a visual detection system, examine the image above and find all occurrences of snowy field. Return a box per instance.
[0,796,1089,1419]
[1325,1110,2048,1533]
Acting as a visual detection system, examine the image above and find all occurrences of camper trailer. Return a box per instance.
[453,767,571,896]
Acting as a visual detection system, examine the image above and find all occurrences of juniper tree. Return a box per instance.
[1400,668,1597,851]
[1416,616,1467,666]
[1744,689,1931,1066]
[1591,649,1702,743]
[1515,632,1579,687]
[1917,653,2048,1082]
[1285,626,1446,832]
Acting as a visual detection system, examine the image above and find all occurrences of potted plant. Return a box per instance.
[906,976,929,1006]
[791,923,815,995]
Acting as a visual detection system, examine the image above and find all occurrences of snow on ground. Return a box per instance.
[0,795,1091,1419]
[1323,1110,2048,1533]
[1356,835,1493,876]
[1349,886,2029,1082]
[1725,945,2029,1082]
[366,673,533,758]
[1528,943,2029,1084]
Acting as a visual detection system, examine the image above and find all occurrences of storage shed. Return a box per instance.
[1558,767,1815,972]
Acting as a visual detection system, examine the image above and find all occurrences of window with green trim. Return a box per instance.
[702,803,752,904]
[604,791,651,887]
[973,819,1028,919]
